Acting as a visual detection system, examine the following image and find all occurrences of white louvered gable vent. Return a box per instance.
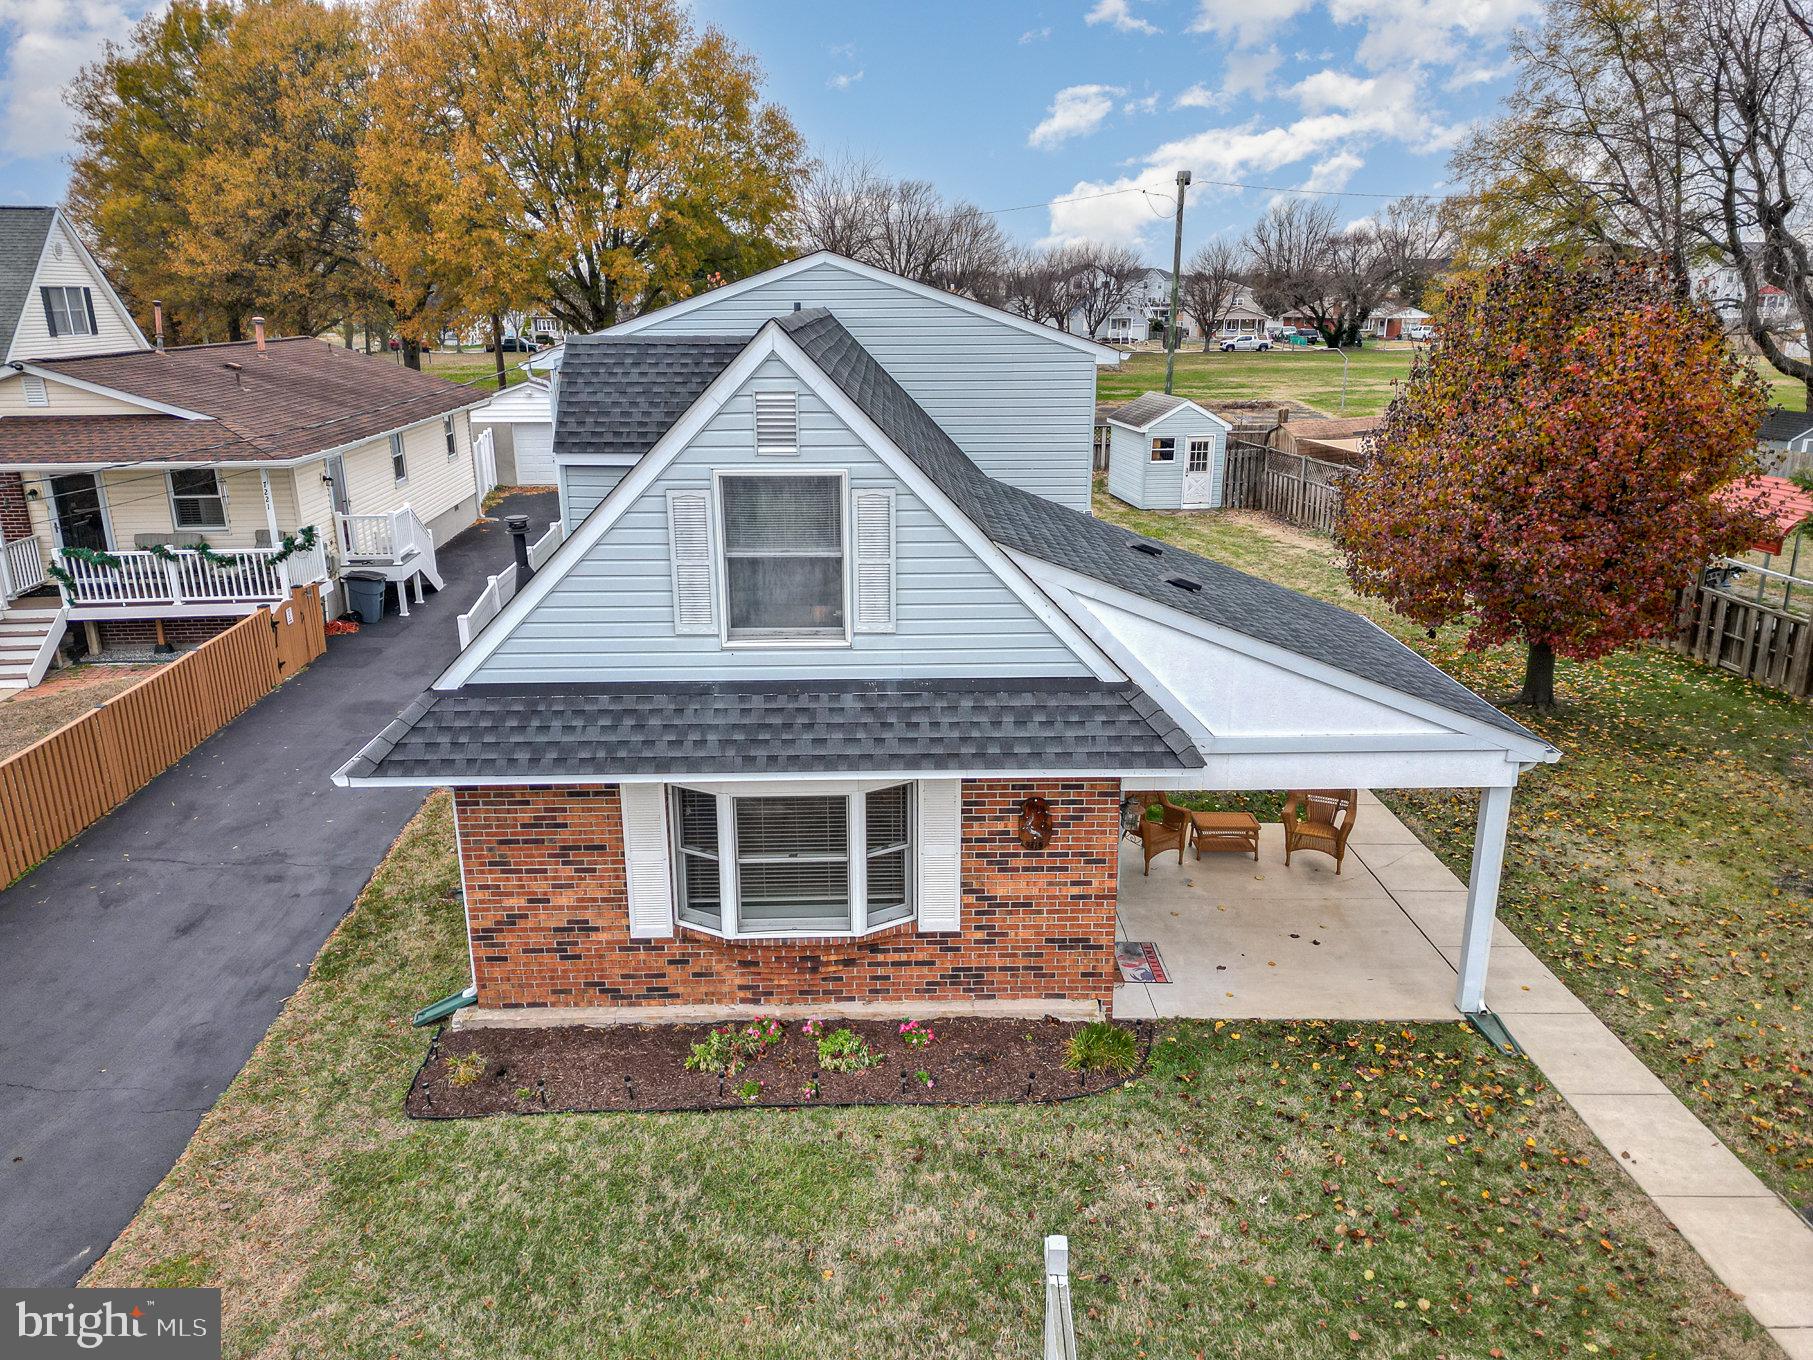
[753,390,799,455]
[666,489,717,634]
[22,375,47,407]
[852,488,896,634]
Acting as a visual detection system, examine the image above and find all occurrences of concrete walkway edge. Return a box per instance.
[1352,792,1813,1358]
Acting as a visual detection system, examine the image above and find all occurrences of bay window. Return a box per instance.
[719,472,845,641]
[670,782,914,936]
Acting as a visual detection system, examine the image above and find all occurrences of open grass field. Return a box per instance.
[1100,345,1809,417]
[1094,498,1813,1213]
[86,793,1773,1359]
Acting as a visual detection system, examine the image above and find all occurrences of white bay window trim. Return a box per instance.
[666,778,918,939]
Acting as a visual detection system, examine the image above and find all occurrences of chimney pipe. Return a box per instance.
[253,315,266,354]
[506,514,533,590]
[152,300,165,351]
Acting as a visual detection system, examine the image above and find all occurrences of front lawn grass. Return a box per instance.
[87,795,1772,1358]
[1093,495,1813,1212]
[1098,347,1413,417]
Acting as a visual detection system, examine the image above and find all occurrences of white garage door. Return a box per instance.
[512,423,556,484]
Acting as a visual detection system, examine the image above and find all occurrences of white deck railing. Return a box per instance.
[1,536,46,600]
[55,543,324,609]
[474,426,498,499]
[457,519,564,646]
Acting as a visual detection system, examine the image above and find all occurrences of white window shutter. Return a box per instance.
[915,779,962,932]
[852,488,896,634]
[666,489,717,634]
[754,390,798,455]
[620,783,675,939]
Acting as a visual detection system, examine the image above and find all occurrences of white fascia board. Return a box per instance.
[437,320,1123,688]
[56,210,151,351]
[551,451,641,467]
[602,251,1127,364]
[333,763,1201,790]
[1014,552,1560,765]
[13,364,212,420]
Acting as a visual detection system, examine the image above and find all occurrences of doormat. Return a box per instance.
[1116,941,1170,984]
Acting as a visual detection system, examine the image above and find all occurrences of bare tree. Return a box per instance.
[1374,196,1457,307]
[793,156,1012,299]
[998,244,1091,327]
[1180,239,1244,349]
[1070,243,1149,339]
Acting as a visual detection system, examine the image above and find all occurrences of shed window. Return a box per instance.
[1150,437,1176,463]
[671,783,913,936]
[41,286,94,338]
[720,474,844,640]
[168,468,227,530]
[390,432,407,484]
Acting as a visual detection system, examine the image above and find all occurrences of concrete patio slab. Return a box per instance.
[1388,889,1516,947]
[1368,849,1475,894]
[1649,1196,1813,1330]
[1507,1013,1671,1097]
[1436,944,1592,1015]
[1566,1093,1767,1198]
[1771,1327,1813,1360]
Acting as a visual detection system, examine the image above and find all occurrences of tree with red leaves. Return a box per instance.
[1338,251,1766,709]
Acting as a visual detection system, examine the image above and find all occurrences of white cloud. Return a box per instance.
[826,69,865,91]
[1444,58,1513,89]
[1086,0,1161,35]
[1028,83,1125,149]
[1326,0,1539,67]
[1301,150,1364,192]
[1223,47,1284,101]
[828,41,858,60]
[1174,83,1217,110]
[1122,91,1160,115]
[0,0,145,161]
[1042,168,1179,248]
[1019,25,1053,43]
[1188,0,1315,48]
[1288,67,1418,110]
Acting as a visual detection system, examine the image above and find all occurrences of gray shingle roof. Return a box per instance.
[341,679,1203,781]
[0,206,55,357]
[553,334,745,461]
[1761,407,1813,444]
[1107,392,1190,430]
[774,308,1543,747]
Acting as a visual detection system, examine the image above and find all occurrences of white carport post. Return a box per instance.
[1456,783,1514,1014]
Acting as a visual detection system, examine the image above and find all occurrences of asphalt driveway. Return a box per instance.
[0,491,558,1288]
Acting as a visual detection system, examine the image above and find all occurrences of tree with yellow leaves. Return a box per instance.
[360,0,805,337]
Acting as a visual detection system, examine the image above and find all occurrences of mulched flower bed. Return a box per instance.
[406,1015,1148,1118]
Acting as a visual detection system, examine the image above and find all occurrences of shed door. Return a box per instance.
[1182,438,1216,509]
[512,423,556,484]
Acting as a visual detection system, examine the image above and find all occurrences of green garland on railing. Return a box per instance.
[43,526,319,598]
[268,523,319,566]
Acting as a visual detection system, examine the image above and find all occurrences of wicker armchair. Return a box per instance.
[1123,790,1190,875]
[1282,789,1358,873]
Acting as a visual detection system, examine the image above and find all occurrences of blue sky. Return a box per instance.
[1,0,1534,261]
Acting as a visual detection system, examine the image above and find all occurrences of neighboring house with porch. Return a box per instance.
[335,251,1557,1031]
[1103,392,1231,510]
[0,206,492,690]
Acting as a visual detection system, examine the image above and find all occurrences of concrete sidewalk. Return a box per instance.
[1114,791,1813,1357]
[0,492,557,1290]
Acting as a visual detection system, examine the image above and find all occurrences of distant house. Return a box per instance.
[472,377,556,486]
[0,206,490,690]
[1103,393,1231,510]
[1760,407,1813,455]
[1074,268,1196,345]
[1361,303,1431,341]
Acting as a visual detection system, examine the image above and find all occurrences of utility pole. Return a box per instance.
[1163,168,1192,395]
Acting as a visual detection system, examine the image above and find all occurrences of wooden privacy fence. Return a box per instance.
[1221,440,1349,535]
[0,586,326,884]
[1673,578,1813,700]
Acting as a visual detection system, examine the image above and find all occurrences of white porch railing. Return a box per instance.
[55,543,322,609]
[457,518,564,646]
[336,505,436,570]
[1,535,47,600]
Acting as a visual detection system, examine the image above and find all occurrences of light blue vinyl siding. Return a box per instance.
[620,261,1099,511]
[1105,406,1227,510]
[472,355,1092,683]
[561,464,630,523]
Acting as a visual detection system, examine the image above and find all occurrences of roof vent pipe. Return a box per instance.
[253,315,266,354]
[506,514,533,590]
[152,300,165,351]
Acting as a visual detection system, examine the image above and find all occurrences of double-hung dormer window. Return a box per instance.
[672,783,913,936]
[40,286,94,338]
[720,472,845,641]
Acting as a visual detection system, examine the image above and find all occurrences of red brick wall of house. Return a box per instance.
[0,473,32,542]
[452,780,1121,1011]
[95,616,239,650]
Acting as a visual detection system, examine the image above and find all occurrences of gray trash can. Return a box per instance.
[343,572,387,625]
